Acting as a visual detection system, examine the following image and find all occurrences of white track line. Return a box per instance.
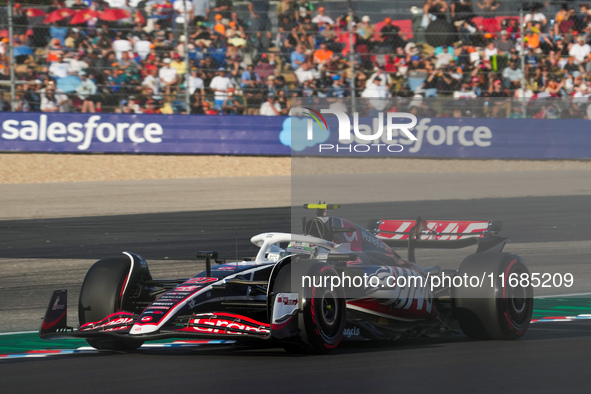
[0,331,38,336]
[536,292,591,299]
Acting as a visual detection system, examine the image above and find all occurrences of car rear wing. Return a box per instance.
[370,217,506,262]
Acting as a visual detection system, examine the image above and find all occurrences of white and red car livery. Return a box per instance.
[39,204,532,353]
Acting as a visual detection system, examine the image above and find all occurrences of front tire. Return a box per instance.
[294,263,346,354]
[79,254,150,350]
[301,265,346,353]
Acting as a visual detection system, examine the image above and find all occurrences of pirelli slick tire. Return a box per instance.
[79,254,149,351]
[297,263,346,354]
[453,252,533,340]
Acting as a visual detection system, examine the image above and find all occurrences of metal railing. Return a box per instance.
[0,1,586,116]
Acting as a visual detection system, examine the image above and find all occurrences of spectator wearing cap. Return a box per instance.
[380,18,405,50]
[264,74,277,96]
[170,54,187,76]
[143,99,160,114]
[453,79,477,99]
[408,54,427,72]
[569,36,591,63]
[326,74,345,98]
[259,94,282,115]
[48,54,70,79]
[214,0,234,20]
[367,66,392,87]
[214,14,226,35]
[210,67,233,110]
[489,79,507,98]
[358,16,375,42]
[118,101,133,114]
[159,58,179,96]
[64,29,80,49]
[361,76,390,99]
[76,71,98,113]
[222,87,245,115]
[254,53,276,81]
[436,46,456,68]
[312,7,334,25]
[495,30,515,53]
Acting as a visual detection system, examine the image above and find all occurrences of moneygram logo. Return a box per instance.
[306,109,417,153]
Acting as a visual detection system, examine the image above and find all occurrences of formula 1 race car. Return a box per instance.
[40,204,533,353]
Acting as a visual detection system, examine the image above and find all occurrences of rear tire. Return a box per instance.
[453,253,533,340]
[79,254,149,350]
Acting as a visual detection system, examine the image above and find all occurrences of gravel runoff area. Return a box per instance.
[1,153,591,184]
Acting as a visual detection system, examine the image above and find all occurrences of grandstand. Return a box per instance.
[0,0,589,119]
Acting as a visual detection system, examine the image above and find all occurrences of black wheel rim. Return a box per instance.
[504,264,533,329]
[315,290,341,338]
[321,293,337,326]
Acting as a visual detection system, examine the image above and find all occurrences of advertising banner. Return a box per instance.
[0,113,290,156]
[287,114,591,160]
[1,113,589,159]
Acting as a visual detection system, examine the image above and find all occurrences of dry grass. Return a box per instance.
[0,153,590,184]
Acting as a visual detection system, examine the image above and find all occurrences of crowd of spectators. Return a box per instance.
[1,0,591,118]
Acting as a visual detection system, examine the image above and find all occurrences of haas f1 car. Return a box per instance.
[40,204,533,353]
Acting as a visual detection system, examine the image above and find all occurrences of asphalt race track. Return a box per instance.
[1,196,591,392]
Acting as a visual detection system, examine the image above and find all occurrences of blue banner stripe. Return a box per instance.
[1,113,590,159]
